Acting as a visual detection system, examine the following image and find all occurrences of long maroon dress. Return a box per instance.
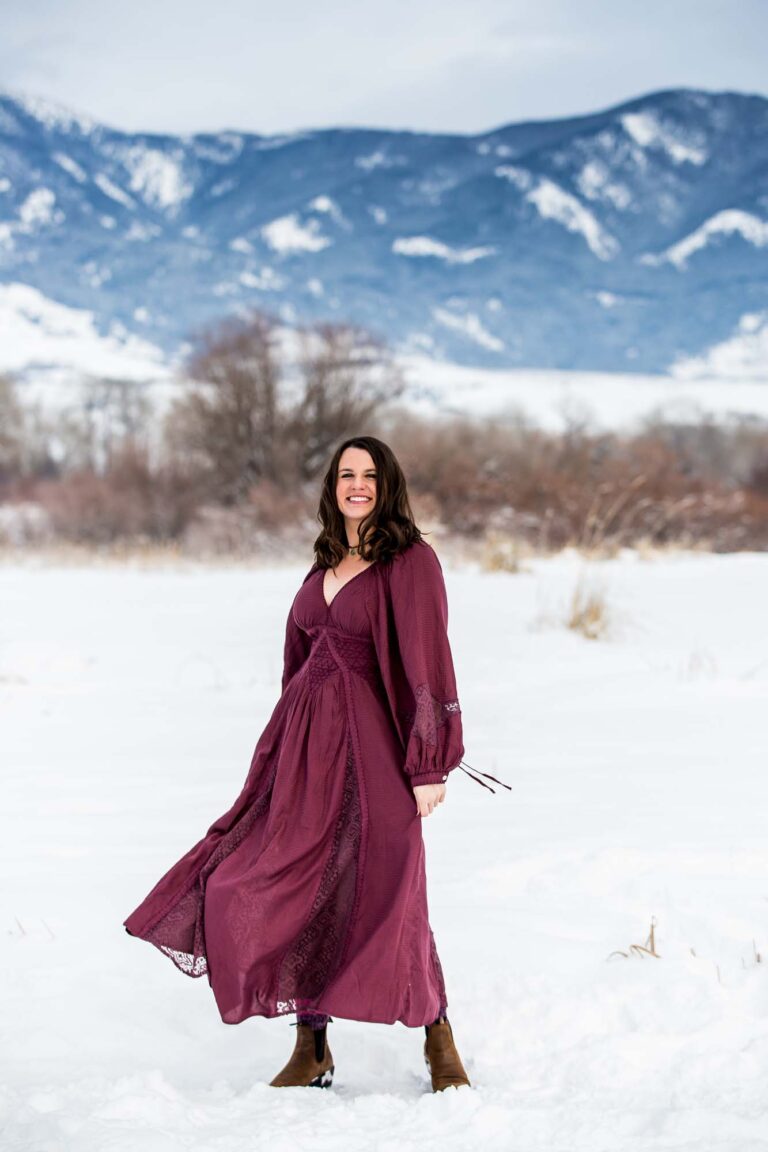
[123,539,465,1028]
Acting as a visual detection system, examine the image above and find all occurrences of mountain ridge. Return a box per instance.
[0,85,766,374]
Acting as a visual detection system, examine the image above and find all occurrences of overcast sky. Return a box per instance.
[0,0,765,138]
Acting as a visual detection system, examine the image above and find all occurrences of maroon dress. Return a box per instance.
[123,539,465,1027]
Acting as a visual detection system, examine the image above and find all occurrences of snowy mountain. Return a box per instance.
[0,86,766,374]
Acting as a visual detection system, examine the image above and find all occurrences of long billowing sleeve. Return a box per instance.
[389,541,465,788]
[281,608,311,694]
[280,563,318,694]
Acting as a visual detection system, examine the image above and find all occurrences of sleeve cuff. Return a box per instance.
[410,771,450,787]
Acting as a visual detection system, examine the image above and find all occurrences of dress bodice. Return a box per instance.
[293,565,378,641]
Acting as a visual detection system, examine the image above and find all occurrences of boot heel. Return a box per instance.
[269,1023,335,1088]
[310,1063,334,1088]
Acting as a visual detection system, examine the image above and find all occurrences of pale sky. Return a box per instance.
[0,0,765,137]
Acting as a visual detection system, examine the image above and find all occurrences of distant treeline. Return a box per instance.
[1,309,768,554]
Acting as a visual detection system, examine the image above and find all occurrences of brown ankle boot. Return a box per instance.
[269,1023,335,1088]
[424,1018,471,1091]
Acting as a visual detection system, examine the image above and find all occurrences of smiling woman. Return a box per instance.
[123,435,490,1093]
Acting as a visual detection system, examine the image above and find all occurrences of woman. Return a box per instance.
[123,435,483,1092]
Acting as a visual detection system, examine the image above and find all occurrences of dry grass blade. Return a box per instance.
[608,917,660,960]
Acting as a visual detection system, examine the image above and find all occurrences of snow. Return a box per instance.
[308,196,349,230]
[125,219,161,242]
[3,273,768,430]
[253,132,314,152]
[355,151,403,171]
[119,145,193,212]
[53,153,87,184]
[496,168,618,260]
[526,179,619,261]
[239,267,285,290]
[1,549,767,1149]
[212,280,240,297]
[9,88,97,135]
[0,282,170,387]
[193,134,244,164]
[432,307,505,352]
[641,210,768,270]
[261,214,331,254]
[94,173,137,210]
[2,273,768,430]
[495,164,533,191]
[672,311,768,382]
[229,236,253,253]
[576,161,632,210]
[309,195,339,216]
[210,177,237,198]
[620,112,709,166]
[18,187,59,229]
[393,237,496,264]
[399,354,768,429]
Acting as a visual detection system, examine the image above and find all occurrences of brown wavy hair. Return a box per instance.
[313,436,427,568]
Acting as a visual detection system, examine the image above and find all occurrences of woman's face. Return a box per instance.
[336,446,377,524]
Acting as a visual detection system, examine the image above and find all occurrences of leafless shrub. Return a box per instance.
[481,530,527,573]
[566,574,611,640]
[30,444,199,544]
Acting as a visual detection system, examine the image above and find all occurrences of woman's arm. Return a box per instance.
[280,564,318,693]
[281,607,311,694]
[389,541,465,789]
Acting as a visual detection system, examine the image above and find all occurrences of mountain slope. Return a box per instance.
[0,86,766,373]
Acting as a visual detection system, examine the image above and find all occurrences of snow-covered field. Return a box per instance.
[401,354,768,433]
[1,548,766,1151]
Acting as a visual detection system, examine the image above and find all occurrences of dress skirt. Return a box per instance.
[123,561,449,1027]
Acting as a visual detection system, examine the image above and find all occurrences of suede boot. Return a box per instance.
[423,1018,471,1091]
[269,1022,335,1088]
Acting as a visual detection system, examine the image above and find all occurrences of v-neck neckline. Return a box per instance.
[321,562,377,611]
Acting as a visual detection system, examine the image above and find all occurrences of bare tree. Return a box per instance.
[0,374,24,485]
[167,311,281,504]
[168,310,405,503]
[289,321,405,479]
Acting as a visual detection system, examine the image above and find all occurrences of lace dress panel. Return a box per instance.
[142,773,276,979]
[275,726,362,1013]
[405,682,461,747]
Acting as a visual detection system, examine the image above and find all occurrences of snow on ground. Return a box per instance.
[0,282,171,383]
[400,354,768,431]
[1,548,766,1150]
[671,311,768,383]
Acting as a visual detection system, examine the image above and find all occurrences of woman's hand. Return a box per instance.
[413,782,446,818]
